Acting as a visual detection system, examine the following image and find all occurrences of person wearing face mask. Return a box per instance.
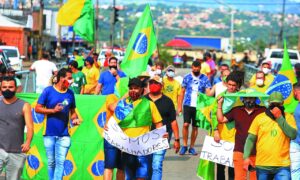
[217,89,266,180]
[243,91,297,179]
[145,76,180,180]
[107,78,164,180]
[95,57,126,95]
[81,57,99,94]
[0,76,33,180]
[250,71,268,93]
[249,61,274,87]
[294,63,300,83]
[35,68,80,180]
[290,82,300,179]
[178,60,213,155]
[211,69,230,97]
[162,65,181,112]
[69,61,86,94]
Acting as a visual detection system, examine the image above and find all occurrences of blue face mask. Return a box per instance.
[167,71,175,77]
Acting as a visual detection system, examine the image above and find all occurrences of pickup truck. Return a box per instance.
[264,48,300,72]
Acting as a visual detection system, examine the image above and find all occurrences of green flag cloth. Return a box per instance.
[18,93,107,180]
[266,40,298,113]
[196,93,215,131]
[196,159,215,180]
[73,0,95,43]
[120,5,157,78]
[114,77,129,98]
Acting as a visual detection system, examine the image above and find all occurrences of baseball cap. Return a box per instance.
[269,91,283,103]
[128,78,143,87]
[166,65,175,72]
[149,76,162,84]
[7,67,16,72]
[138,71,150,78]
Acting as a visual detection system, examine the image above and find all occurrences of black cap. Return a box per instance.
[128,78,143,87]
[295,63,300,70]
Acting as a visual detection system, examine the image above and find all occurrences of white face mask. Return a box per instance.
[167,71,175,77]
[262,68,270,75]
[67,79,73,85]
[256,79,264,86]
[156,69,162,75]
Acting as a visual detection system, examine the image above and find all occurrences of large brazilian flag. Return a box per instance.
[18,93,107,180]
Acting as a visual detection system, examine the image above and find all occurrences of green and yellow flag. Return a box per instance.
[57,0,94,42]
[120,5,157,78]
[266,40,298,112]
[18,93,107,180]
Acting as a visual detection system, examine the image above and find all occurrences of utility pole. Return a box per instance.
[110,0,116,48]
[230,11,235,55]
[38,0,44,59]
[278,0,286,48]
[298,29,300,51]
[57,0,63,49]
[95,0,99,51]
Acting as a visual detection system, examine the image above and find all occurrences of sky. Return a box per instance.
[97,0,300,13]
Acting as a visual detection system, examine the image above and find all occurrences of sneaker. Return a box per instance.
[179,146,188,155]
[188,147,198,156]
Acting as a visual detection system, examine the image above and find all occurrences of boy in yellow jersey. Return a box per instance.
[108,78,163,180]
[243,91,297,179]
[162,65,181,112]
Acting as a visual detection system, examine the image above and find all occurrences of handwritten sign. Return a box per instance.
[200,136,234,167]
[103,117,169,156]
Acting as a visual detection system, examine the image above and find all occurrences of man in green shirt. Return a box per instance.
[68,61,86,94]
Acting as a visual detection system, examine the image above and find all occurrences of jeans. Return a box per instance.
[44,136,71,180]
[0,148,26,180]
[122,153,151,180]
[290,141,300,180]
[151,149,167,180]
[256,167,291,180]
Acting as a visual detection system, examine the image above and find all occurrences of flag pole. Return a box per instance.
[149,4,160,62]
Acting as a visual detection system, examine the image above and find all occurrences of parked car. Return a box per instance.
[265,48,300,71]
[98,48,125,66]
[0,46,24,72]
[0,49,11,72]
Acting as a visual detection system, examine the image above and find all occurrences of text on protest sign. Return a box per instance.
[200,136,234,167]
[103,117,169,156]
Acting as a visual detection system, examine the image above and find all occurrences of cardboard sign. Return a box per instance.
[200,136,234,167]
[103,117,169,156]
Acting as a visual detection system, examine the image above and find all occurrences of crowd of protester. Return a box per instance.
[0,48,300,180]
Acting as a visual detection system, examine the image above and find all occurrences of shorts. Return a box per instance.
[183,105,197,127]
[122,153,151,179]
[104,139,123,169]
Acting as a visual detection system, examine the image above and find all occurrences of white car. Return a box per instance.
[265,48,300,71]
[0,46,24,72]
[98,49,125,66]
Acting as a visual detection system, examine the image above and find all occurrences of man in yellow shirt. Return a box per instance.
[108,78,163,180]
[243,91,297,179]
[199,59,211,77]
[162,65,181,111]
[249,61,274,87]
[250,71,268,93]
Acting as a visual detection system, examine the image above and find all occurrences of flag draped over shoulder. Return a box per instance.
[18,93,107,180]
[57,0,94,42]
[120,5,157,78]
[266,40,298,112]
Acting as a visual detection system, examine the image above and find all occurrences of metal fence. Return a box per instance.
[16,62,67,93]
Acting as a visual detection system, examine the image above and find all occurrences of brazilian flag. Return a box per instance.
[120,4,157,78]
[18,93,107,180]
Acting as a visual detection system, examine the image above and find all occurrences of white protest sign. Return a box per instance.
[200,136,234,167]
[103,116,169,156]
